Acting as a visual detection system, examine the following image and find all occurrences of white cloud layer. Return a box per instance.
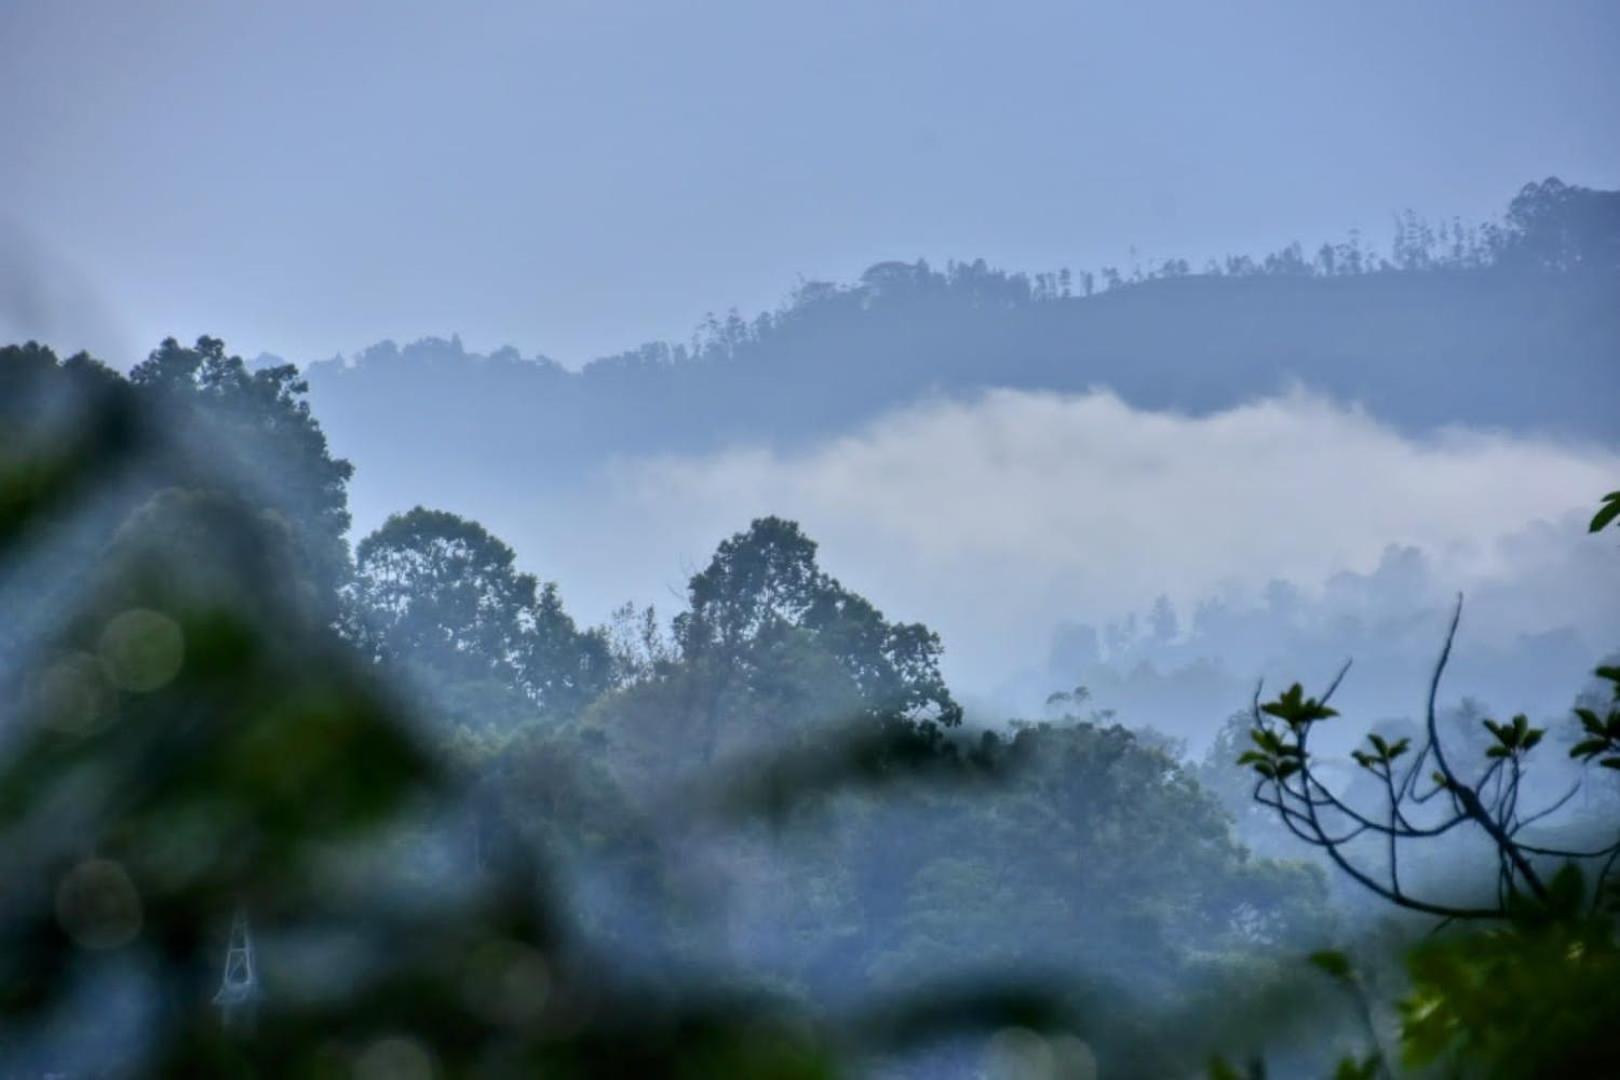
[493,388,1620,702]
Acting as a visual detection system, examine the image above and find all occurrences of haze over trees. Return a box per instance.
[298,177,1620,746]
[303,179,1619,511]
[1,176,1617,1076]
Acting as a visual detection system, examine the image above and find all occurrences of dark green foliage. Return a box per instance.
[741,719,1328,1004]
[1349,733,1410,772]
[1306,950,1353,982]
[1400,883,1620,1077]
[130,336,355,598]
[1240,505,1620,1075]
[0,368,454,1071]
[1259,683,1339,728]
[1590,491,1620,535]
[1,344,142,668]
[1481,713,1544,759]
[1568,665,1620,770]
[8,324,1609,1074]
[1332,1054,1381,1080]
[558,519,1334,1071]
[675,517,960,731]
[18,336,1337,1075]
[2,337,1095,1076]
[349,507,613,732]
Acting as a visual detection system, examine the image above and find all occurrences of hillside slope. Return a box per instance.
[305,263,1617,514]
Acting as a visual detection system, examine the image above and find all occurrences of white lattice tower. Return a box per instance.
[213,908,260,1031]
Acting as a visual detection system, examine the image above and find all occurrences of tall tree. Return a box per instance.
[351,507,611,726]
[129,336,354,598]
[1498,177,1620,273]
[676,516,960,729]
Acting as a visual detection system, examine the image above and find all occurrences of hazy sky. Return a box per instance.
[3,1,1618,366]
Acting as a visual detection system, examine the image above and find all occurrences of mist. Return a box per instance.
[572,388,1614,694]
[5,4,1620,1076]
[313,382,1617,747]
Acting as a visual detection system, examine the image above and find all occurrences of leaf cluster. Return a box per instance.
[1236,724,1303,782]
[1591,490,1620,534]
[1480,713,1544,760]
[1259,683,1339,728]
[1400,869,1620,1077]
[1237,683,1339,782]
[1349,732,1410,773]
[1568,665,1620,769]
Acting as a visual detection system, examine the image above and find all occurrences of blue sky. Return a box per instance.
[3,0,1618,366]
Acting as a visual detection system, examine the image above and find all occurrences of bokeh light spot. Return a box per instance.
[33,651,116,735]
[988,1026,1056,1078]
[462,939,551,1027]
[354,1035,436,1080]
[55,858,143,950]
[99,608,184,692]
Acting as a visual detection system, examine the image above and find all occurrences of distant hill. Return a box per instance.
[303,179,1619,513]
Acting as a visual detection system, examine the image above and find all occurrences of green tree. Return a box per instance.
[1498,177,1620,273]
[583,518,963,801]
[861,721,1329,996]
[350,507,612,729]
[0,341,1070,1077]
[676,516,960,730]
[129,335,355,598]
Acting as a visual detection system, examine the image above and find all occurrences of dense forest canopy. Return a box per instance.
[5,0,1619,1072]
[1,174,1616,1078]
[1,340,1360,1075]
[286,178,1620,743]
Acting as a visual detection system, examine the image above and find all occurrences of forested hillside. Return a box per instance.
[4,177,1618,1076]
[7,2,1618,1073]
[2,343,1346,1074]
[6,318,1617,1075]
[303,179,1620,517]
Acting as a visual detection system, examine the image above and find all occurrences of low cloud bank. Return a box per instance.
[406,387,1619,734]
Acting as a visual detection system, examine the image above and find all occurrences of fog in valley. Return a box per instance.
[306,331,1619,746]
[3,3,1618,1077]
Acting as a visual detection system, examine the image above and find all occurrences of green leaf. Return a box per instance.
[1251,728,1284,754]
[1548,863,1586,915]
[1570,738,1609,759]
[1334,1055,1379,1080]
[1590,492,1620,534]
[1260,683,1337,727]
[1602,757,1620,770]
[1308,949,1353,981]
